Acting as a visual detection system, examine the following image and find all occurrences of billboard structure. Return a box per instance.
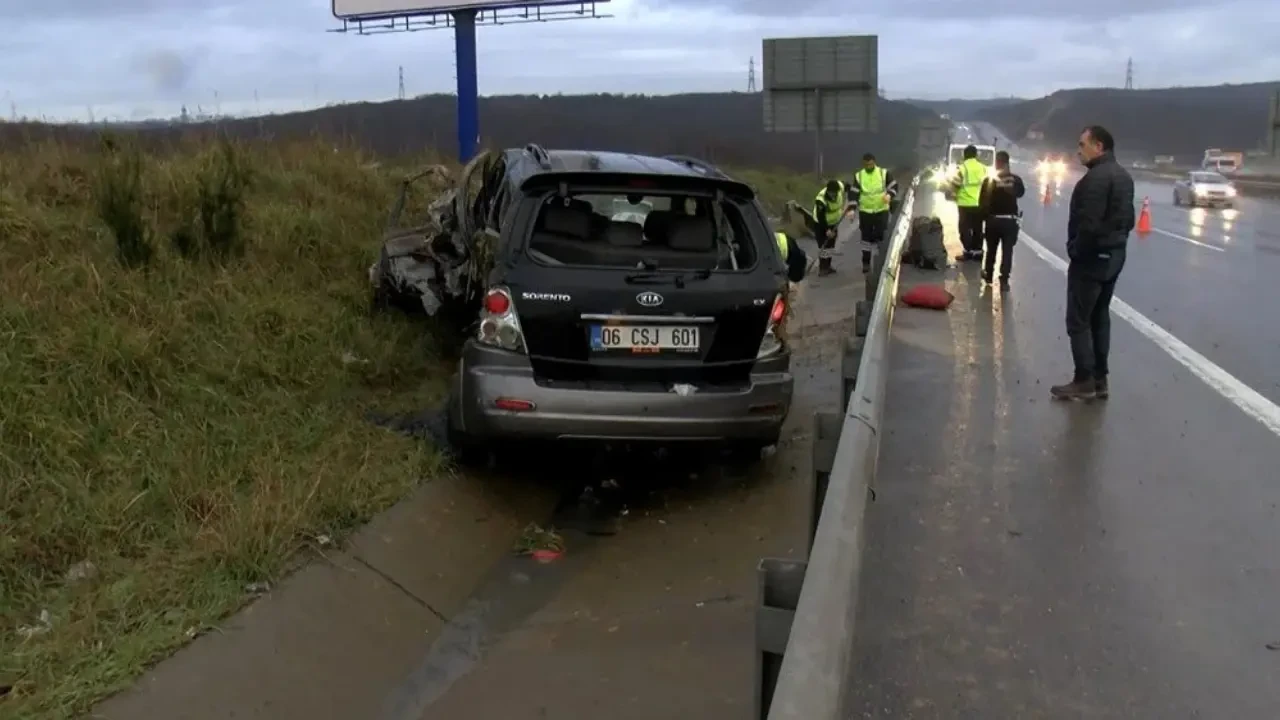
[915,117,948,169]
[331,0,611,162]
[761,35,878,173]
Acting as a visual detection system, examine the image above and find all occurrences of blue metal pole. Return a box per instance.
[452,9,479,162]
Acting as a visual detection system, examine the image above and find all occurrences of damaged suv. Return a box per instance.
[384,145,795,461]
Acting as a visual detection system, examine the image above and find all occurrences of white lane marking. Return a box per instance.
[1019,230,1280,437]
[1148,226,1225,252]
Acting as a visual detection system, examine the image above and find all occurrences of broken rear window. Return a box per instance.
[524,190,759,271]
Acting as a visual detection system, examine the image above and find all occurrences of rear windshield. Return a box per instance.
[524,189,759,271]
[1191,172,1227,184]
[949,146,995,166]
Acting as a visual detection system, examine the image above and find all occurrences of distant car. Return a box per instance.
[446,145,795,465]
[1172,171,1237,208]
[1037,154,1067,177]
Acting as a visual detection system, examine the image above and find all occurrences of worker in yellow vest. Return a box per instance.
[812,179,851,276]
[849,153,899,273]
[949,145,989,262]
[775,231,808,283]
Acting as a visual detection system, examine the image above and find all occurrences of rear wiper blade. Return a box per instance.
[624,272,671,284]
[624,269,711,287]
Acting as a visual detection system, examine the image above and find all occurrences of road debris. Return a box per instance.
[513,523,565,557]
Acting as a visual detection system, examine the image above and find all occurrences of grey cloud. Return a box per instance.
[640,0,1234,19]
[132,49,197,95]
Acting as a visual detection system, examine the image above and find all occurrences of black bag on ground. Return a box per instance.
[902,216,945,270]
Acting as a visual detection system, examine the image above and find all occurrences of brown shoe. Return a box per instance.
[1095,377,1109,399]
[1050,377,1097,400]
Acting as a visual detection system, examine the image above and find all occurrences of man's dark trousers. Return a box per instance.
[957,206,984,255]
[858,210,890,268]
[983,216,1019,279]
[1066,250,1126,380]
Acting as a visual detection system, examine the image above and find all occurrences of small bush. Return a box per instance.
[95,137,153,269]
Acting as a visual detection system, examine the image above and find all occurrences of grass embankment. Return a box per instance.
[0,135,453,718]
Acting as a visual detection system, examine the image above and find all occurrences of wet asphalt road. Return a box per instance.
[1023,167,1280,405]
[847,202,1280,718]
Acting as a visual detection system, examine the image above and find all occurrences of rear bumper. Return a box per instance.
[450,342,793,442]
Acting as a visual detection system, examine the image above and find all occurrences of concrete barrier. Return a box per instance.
[754,176,927,720]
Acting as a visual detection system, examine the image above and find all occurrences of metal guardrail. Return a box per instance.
[755,175,923,720]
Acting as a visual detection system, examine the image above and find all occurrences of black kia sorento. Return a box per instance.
[447,144,794,462]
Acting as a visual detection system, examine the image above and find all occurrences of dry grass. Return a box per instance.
[0,134,454,719]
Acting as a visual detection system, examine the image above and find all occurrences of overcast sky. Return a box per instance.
[2,0,1277,121]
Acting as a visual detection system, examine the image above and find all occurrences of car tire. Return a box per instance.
[446,377,490,469]
[722,438,778,467]
[1172,191,1180,206]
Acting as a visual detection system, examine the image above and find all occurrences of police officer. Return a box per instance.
[979,150,1026,290]
[812,179,850,276]
[950,145,988,261]
[848,153,898,273]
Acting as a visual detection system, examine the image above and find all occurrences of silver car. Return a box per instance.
[1173,171,1237,208]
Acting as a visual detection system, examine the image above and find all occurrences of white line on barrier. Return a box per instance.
[1019,230,1280,437]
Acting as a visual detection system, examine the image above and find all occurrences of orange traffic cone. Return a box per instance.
[1137,196,1152,234]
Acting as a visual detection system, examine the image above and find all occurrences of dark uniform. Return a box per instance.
[978,151,1026,289]
[1051,126,1135,400]
[848,153,899,273]
[812,179,850,275]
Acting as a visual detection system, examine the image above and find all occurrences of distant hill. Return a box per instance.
[974,82,1280,161]
[902,97,1026,119]
[0,92,939,176]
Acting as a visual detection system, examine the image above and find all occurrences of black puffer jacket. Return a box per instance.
[1067,152,1135,261]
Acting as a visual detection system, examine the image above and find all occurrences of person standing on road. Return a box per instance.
[979,150,1026,290]
[848,153,898,274]
[1051,125,1135,400]
[812,179,850,276]
[950,145,988,262]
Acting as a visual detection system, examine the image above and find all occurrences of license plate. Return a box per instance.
[590,324,699,352]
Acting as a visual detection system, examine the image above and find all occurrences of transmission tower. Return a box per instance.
[398,65,406,100]
[1124,57,1133,90]
[747,57,756,92]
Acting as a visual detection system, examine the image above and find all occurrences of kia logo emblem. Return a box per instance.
[636,291,663,307]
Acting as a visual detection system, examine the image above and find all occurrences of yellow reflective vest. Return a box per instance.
[954,158,987,207]
[857,167,889,213]
[813,184,846,226]
[775,231,789,260]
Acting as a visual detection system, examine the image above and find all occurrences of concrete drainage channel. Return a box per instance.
[754,176,927,720]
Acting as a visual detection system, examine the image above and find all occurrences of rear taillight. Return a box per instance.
[477,286,525,353]
[758,293,786,358]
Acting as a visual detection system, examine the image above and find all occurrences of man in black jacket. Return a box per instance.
[979,150,1025,290]
[1051,125,1135,401]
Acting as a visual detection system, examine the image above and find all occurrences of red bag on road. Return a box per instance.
[901,284,954,310]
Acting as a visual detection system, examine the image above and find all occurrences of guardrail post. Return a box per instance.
[841,332,865,404]
[809,411,842,555]
[854,300,871,338]
[755,557,807,720]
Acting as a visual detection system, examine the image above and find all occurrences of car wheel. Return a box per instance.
[446,377,490,468]
[722,438,778,467]
[1172,191,1180,206]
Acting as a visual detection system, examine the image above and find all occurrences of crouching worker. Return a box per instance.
[776,231,809,283]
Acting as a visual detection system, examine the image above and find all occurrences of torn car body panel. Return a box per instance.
[369,151,504,318]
